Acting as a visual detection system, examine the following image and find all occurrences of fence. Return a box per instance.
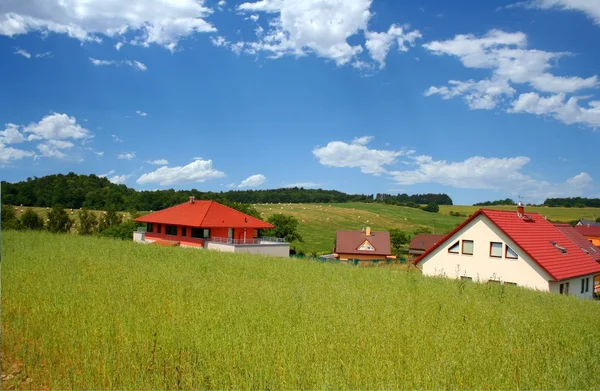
[208,236,287,245]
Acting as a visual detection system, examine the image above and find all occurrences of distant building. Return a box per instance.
[576,219,600,227]
[554,224,600,263]
[334,227,395,265]
[408,233,445,256]
[133,197,289,257]
[573,225,600,247]
[414,204,600,298]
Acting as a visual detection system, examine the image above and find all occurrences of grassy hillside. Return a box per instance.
[254,202,463,253]
[3,231,600,389]
[439,204,600,222]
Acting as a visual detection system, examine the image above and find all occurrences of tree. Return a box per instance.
[98,209,122,232]
[77,209,98,235]
[20,209,44,230]
[263,214,303,243]
[596,217,600,223]
[99,220,138,240]
[389,229,410,254]
[422,202,439,213]
[47,205,73,233]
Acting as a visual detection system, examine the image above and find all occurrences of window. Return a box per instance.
[488,279,501,285]
[358,240,375,251]
[191,228,210,239]
[165,225,177,236]
[583,278,590,293]
[582,279,585,294]
[448,241,460,254]
[460,276,472,281]
[462,240,474,255]
[147,223,154,233]
[560,282,570,295]
[550,241,567,254]
[490,242,502,258]
[505,245,518,259]
[157,225,161,234]
[182,227,187,237]
[504,282,517,286]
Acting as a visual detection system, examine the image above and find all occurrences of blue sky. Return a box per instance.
[1,0,599,204]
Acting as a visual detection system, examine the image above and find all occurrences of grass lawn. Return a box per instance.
[3,230,600,389]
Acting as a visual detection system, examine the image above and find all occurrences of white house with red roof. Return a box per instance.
[133,197,289,257]
[414,204,600,298]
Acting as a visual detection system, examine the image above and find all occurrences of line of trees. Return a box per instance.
[473,198,515,206]
[1,173,454,211]
[543,197,600,208]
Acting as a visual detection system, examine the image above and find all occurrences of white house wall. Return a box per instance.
[549,274,597,299]
[420,215,552,291]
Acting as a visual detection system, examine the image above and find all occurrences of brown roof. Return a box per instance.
[574,225,600,238]
[335,230,391,256]
[409,234,445,251]
[554,224,600,262]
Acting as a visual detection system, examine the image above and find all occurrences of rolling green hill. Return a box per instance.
[3,231,600,389]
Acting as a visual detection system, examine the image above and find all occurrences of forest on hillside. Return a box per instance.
[1,173,454,211]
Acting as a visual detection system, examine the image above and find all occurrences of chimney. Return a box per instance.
[366,226,371,236]
[517,201,524,217]
[189,196,195,204]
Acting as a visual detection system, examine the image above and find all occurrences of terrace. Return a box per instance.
[205,236,290,257]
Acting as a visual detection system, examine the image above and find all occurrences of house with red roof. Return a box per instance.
[133,197,289,257]
[334,227,396,265]
[414,204,600,298]
[573,225,600,247]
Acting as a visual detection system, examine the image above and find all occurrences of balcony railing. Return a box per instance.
[208,236,287,245]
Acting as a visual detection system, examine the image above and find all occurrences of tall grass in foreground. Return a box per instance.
[3,230,600,389]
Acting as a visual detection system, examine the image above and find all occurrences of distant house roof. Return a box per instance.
[574,225,600,237]
[554,224,600,262]
[409,234,445,252]
[134,200,274,229]
[577,219,600,227]
[335,230,391,256]
[415,209,600,281]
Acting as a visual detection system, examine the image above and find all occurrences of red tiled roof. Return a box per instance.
[134,200,274,229]
[415,209,600,281]
[574,225,600,237]
[409,234,445,251]
[335,230,391,256]
[554,224,600,262]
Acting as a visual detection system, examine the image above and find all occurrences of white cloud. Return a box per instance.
[24,113,92,141]
[0,0,216,51]
[239,174,266,188]
[108,174,130,184]
[35,51,52,58]
[99,169,115,178]
[89,58,148,71]
[0,143,34,163]
[136,110,148,117]
[509,92,600,128]
[513,0,600,25]
[136,158,226,186]
[388,153,595,200]
[36,139,74,159]
[313,138,405,175]
[365,24,421,68]
[145,159,169,165]
[352,136,373,145]
[14,48,31,58]
[94,151,104,156]
[118,152,136,160]
[423,29,599,125]
[0,123,26,144]
[236,0,372,66]
[115,42,124,50]
[283,182,320,188]
[111,134,123,142]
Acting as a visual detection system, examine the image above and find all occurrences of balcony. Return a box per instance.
[205,236,289,257]
[207,236,287,245]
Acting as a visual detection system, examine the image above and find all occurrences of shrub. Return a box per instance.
[77,209,98,235]
[422,203,439,213]
[20,209,44,230]
[99,220,138,241]
[263,214,303,243]
[47,205,73,233]
[2,205,21,230]
[98,209,122,232]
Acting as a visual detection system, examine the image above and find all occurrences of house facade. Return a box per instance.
[334,227,395,265]
[414,207,600,298]
[134,198,289,257]
[574,225,600,247]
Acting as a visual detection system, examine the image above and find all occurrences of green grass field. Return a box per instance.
[439,204,600,222]
[3,230,600,389]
